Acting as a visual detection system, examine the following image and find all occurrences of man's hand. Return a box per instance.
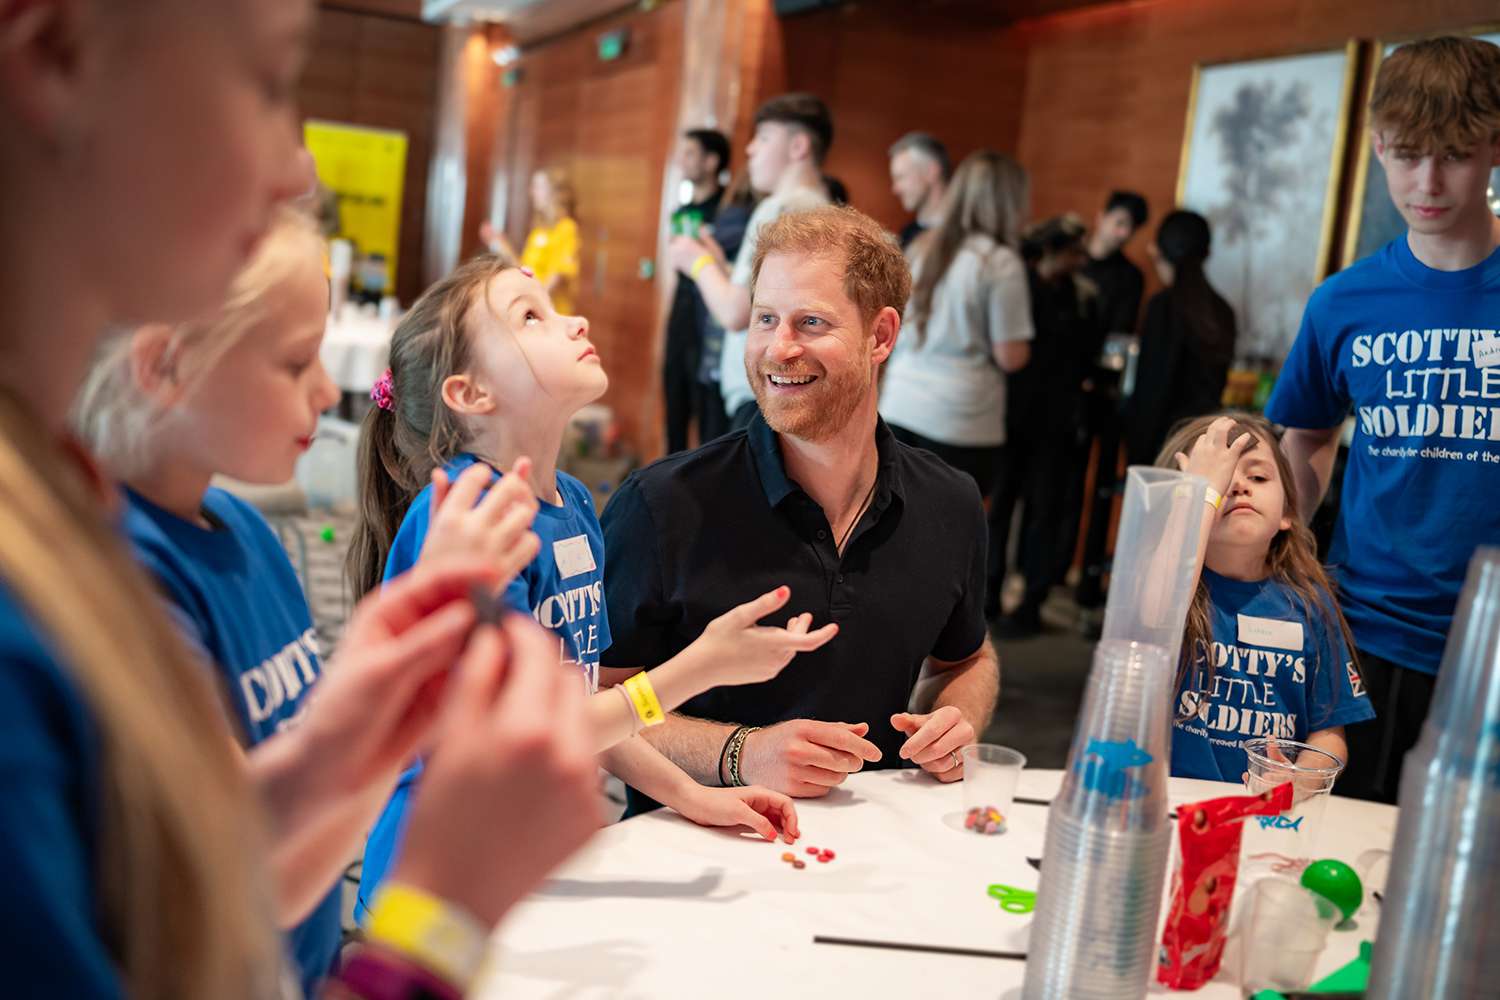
[738,719,883,797]
[673,785,800,844]
[891,706,975,783]
[668,234,713,275]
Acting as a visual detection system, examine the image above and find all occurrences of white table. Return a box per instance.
[321,308,396,394]
[476,769,1396,998]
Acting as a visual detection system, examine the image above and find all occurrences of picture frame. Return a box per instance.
[1175,42,1359,362]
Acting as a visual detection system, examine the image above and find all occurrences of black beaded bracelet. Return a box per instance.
[726,725,760,787]
[717,727,741,786]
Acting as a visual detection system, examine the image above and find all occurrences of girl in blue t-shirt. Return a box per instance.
[1156,413,1374,783]
[350,254,838,916]
[73,209,549,995]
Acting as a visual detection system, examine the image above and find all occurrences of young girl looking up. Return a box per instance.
[73,208,544,994]
[1158,414,1374,782]
[350,254,837,918]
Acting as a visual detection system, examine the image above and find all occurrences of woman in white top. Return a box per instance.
[880,150,1033,494]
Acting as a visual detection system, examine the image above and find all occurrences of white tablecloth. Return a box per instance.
[321,310,396,394]
[475,768,1396,998]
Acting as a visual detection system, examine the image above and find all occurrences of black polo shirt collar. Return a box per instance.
[746,411,906,517]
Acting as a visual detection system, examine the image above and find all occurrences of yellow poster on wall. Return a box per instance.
[303,120,408,291]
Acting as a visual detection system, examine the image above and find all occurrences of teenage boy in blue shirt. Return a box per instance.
[1267,36,1500,803]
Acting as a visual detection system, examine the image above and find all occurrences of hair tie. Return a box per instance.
[371,368,395,412]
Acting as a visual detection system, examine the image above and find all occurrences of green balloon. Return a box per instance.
[1301,859,1363,923]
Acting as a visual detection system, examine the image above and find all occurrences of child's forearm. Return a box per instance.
[598,733,700,809]
[1303,726,1348,767]
[587,644,715,752]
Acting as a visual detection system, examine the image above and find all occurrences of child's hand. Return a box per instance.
[1173,415,1254,498]
[692,586,838,687]
[394,614,600,926]
[674,784,800,844]
[422,458,541,587]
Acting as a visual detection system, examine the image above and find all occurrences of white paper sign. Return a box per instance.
[1236,614,1305,652]
[553,535,597,578]
[1473,334,1500,369]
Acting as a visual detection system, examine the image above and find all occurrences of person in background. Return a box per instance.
[668,93,833,431]
[879,150,1032,496]
[0,1,599,997]
[662,129,730,454]
[989,215,1104,636]
[1125,210,1238,466]
[889,131,952,250]
[480,166,581,314]
[693,170,763,441]
[823,174,850,207]
[1267,36,1500,804]
[1081,189,1149,336]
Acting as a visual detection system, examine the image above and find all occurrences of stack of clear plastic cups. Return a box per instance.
[1023,468,1208,1000]
[1369,548,1500,999]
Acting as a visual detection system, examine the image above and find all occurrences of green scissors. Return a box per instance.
[987,884,1037,914]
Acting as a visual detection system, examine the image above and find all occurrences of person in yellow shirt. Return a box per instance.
[480,167,581,314]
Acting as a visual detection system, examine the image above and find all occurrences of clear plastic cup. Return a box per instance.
[1239,877,1340,991]
[961,744,1025,835]
[1241,738,1344,867]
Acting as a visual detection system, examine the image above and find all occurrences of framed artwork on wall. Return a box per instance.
[1342,27,1500,268]
[1175,42,1359,362]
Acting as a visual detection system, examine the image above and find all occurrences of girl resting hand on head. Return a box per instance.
[1157,414,1374,784]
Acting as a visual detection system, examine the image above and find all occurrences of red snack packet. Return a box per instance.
[1156,783,1293,990]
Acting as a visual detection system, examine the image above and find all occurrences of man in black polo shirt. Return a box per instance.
[603,205,999,811]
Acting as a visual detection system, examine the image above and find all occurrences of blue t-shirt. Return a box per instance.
[357,455,611,920]
[1171,569,1375,782]
[1266,235,1500,674]
[123,487,340,996]
[0,584,121,998]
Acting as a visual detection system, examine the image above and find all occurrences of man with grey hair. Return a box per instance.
[889,131,951,249]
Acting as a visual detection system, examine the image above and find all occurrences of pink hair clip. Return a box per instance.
[519,266,535,278]
[371,368,395,412]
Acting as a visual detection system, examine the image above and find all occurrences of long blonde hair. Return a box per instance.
[73,208,325,480]
[1155,412,1361,724]
[0,399,280,998]
[906,150,1028,341]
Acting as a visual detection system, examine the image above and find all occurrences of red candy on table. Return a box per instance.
[806,847,820,855]
[821,850,835,861]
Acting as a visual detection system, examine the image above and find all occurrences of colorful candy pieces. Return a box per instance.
[965,805,1007,835]
[790,846,835,867]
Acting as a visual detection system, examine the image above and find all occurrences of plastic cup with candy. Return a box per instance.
[961,744,1025,836]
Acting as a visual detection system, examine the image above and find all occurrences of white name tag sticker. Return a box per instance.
[1474,334,1500,369]
[552,535,597,579]
[1237,614,1305,652]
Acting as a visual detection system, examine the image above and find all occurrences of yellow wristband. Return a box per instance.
[689,253,715,280]
[622,672,665,727]
[1205,486,1225,510]
[366,882,487,990]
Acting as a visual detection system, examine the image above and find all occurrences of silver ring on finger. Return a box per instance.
[950,749,963,771]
